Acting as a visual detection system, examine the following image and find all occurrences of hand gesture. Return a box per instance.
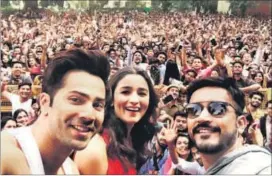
[162,120,178,146]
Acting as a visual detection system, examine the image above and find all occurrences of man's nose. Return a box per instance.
[81,104,97,122]
[196,108,213,123]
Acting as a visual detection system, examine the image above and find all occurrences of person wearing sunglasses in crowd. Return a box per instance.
[185,77,271,174]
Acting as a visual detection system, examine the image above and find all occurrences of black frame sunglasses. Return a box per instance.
[185,101,240,118]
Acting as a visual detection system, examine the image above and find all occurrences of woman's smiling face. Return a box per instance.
[113,74,150,126]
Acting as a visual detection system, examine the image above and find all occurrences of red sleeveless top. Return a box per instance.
[102,130,137,175]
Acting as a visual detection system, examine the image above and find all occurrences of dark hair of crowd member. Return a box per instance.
[186,77,245,116]
[11,61,24,68]
[132,50,146,63]
[13,109,28,121]
[249,91,264,101]
[241,113,255,144]
[1,116,16,129]
[1,54,12,68]
[174,132,194,175]
[104,66,158,171]
[155,51,167,60]
[108,48,116,53]
[173,111,188,120]
[18,83,32,89]
[119,37,128,45]
[149,58,160,85]
[42,48,110,106]
[175,132,193,160]
[252,71,265,87]
[232,60,244,67]
[163,60,181,85]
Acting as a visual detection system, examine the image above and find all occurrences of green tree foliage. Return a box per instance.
[1,0,10,7]
[150,0,218,13]
[23,0,38,10]
[228,0,259,17]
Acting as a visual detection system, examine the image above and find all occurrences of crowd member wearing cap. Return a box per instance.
[159,84,184,117]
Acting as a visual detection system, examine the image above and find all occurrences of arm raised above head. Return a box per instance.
[73,134,108,175]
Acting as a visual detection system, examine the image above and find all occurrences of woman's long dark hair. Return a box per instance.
[163,60,181,85]
[174,132,194,175]
[103,66,158,170]
[175,132,193,161]
[13,109,28,121]
[1,116,16,129]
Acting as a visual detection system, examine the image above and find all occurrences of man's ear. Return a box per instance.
[39,92,51,115]
[237,115,247,135]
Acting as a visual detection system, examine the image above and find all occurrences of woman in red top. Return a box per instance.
[74,66,158,174]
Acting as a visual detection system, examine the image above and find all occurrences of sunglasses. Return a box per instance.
[185,101,239,118]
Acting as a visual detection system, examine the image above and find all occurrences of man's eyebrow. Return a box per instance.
[69,91,105,101]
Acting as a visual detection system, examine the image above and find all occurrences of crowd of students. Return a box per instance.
[1,9,271,175]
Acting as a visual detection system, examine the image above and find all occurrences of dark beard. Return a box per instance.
[194,130,237,154]
[250,102,261,108]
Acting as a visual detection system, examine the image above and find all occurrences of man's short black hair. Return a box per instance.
[107,48,116,55]
[232,60,244,67]
[18,83,32,89]
[156,51,167,59]
[192,55,203,62]
[186,69,198,78]
[187,77,245,116]
[42,49,110,106]
[249,91,264,101]
[11,61,24,67]
[174,110,188,120]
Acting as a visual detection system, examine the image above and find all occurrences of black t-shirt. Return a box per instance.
[235,77,256,88]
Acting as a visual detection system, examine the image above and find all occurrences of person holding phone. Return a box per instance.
[159,85,184,117]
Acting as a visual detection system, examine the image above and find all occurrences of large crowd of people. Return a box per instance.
[1,9,271,175]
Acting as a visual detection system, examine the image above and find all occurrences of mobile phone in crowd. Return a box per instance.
[162,94,174,104]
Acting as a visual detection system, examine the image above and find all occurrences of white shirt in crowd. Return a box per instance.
[171,158,205,175]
